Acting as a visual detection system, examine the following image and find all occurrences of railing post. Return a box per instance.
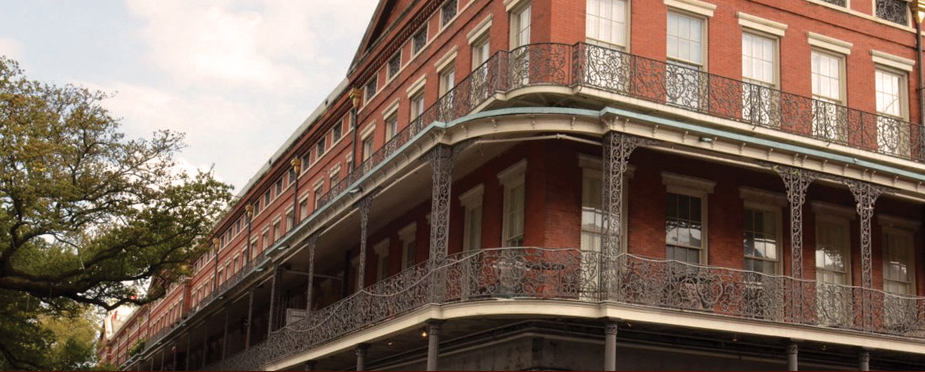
[847,180,886,330]
[429,145,455,303]
[601,131,640,301]
[603,319,619,371]
[777,166,818,323]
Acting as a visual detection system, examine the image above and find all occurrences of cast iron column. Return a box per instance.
[245,289,254,350]
[355,343,369,371]
[426,320,444,371]
[787,342,798,371]
[429,145,454,303]
[858,349,871,371]
[778,166,817,322]
[357,195,374,291]
[305,234,319,316]
[601,131,639,301]
[604,320,619,371]
[267,264,282,332]
[848,180,885,330]
[221,310,229,360]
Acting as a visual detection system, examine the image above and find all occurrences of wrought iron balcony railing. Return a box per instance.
[207,247,925,371]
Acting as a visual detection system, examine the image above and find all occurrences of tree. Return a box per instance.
[0,56,233,369]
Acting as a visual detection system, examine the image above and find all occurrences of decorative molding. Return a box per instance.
[360,122,376,139]
[871,50,915,72]
[737,12,787,37]
[812,201,856,220]
[497,159,528,186]
[382,98,401,119]
[578,153,636,179]
[661,172,716,194]
[458,184,485,208]
[434,47,459,72]
[665,0,716,18]
[807,32,853,55]
[504,0,529,12]
[398,223,417,241]
[739,187,788,206]
[878,215,921,231]
[373,239,390,256]
[467,15,493,44]
[406,75,427,96]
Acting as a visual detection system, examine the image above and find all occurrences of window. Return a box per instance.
[472,35,490,70]
[667,11,706,109]
[876,0,908,25]
[743,206,780,275]
[272,219,281,241]
[263,190,271,208]
[387,52,401,80]
[883,228,914,295]
[438,67,455,97]
[385,113,398,140]
[300,152,311,174]
[261,230,269,253]
[742,32,780,126]
[399,224,416,270]
[364,77,378,102]
[412,26,428,55]
[586,0,627,49]
[410,91,425,120]
[275,177,283,196]
[288,168,296,186]
[441,0,457,28]
[329,166,340,185]
[286,209,295,232]
[499,160,527,247]
[374,240,390,281]
[581,169,604,254]
[362,135,374,162]
[811,50,846,142]
[875,68,909,156]
[813,204,853,326]
[313,181,324,210]
[316,136,327,158]
[299,196,309,221]
[663,173,714,265]
[332,121,343,143]
[510,3,531,48]
[459,185,484,252]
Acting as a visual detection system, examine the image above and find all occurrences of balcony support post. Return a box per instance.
[848,180,885,330]
[787,342,798,371]
[429,145,455,303]
[355,343,369,371]
[601,131,640,301]
[357,194,374,291]
[159,349,164,371]
[603,319,619,371]
[426,320,444,371]
[777,166,818,322]
[303,360,317,371]
[172,346,177,371]
[267,264,282,332]
[245,289,254,350]
[201,322,209,369]
[858,349,871,371]
[185,333,191,371]
[306,234,318,317]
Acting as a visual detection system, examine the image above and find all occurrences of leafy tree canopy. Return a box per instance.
[0,56,233,369]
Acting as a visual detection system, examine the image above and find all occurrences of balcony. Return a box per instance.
[209,247,925,371]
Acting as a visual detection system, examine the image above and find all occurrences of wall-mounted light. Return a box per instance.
[349,187,364,195]
[698,137,714,144]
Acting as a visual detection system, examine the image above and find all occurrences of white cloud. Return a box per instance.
[0,36,21,60]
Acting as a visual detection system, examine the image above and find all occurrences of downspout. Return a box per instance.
[348,89,363,170]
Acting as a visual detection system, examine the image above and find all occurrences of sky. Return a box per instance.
[0,0,380,193]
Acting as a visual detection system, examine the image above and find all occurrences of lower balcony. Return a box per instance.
[209,247,925,370]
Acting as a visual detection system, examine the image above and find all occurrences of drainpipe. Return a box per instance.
[348,89,363,170]
[915,4,925,128]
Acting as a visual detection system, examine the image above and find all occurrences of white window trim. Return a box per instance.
[742,199,785,275]
[666,9,709,69]
[406,75,427,97]
[806,0,914,32]
[504,0,529,12]
[411,24,429,57]
[440,0,461,31]
[662,172,714,264]
[737,12,787,37]
[398,223,417,243]
[382,99,400,122]
[386,52,402,83]
[498,160,527,247]
[665,0,715,18]
[435,47,459,72]
[360,122,376,140]
[812,201,857,220]
[364,75,380,106]
[875,66,909,121]
[738,187,787,207]
[467,15,493,45]
[373,238,390,257]
[586,0,632,51]
[741,30,780,88]
[881,226,916,294]
[578,154,633,252]
[814,213,853,282]
[328,164,341,178]
[807,32,853,55]
[871,50,915,73]
[460,184,484,252]
[811,48,847,104]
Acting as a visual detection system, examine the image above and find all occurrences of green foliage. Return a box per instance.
[0,56,233,370]
[127,338,146,357]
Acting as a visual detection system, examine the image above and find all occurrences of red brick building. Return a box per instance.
[100,0,925,370]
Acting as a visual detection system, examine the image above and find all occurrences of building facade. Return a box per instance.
[98,0,925,370]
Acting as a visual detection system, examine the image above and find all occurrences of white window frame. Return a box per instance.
[662,172,715,265]
[374,239,391,281]
[498,160,528,247]
[509,1,532,49]
[666,9,708,69]
[459,184,485,252]
[407,77,426,120]
[383,99,400,140]
[387,51,402,82]
[739,187,786,275]
[578,154,632,254]
[412,24,428,56]
[468,15,492,70]
[313,179,325,210]
[399,223,417,270]
[586,0,630,50]
[440,0,459,29]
